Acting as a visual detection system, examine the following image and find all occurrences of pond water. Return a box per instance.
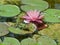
[45,0,60,9]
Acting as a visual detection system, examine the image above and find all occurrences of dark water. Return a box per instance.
[45,0,60,9]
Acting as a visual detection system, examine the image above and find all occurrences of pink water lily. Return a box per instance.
[23,10,47,30]
[23,10,44,23]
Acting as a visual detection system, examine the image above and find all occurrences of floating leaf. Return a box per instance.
[22,0,43,4]
[0,22,9,36]
[21,38,36,45]
[38,36,57,45]
[38,24,60,38]
[21,0,48,11]
[33,34,41,40]
[0,39,2,45]
[0,0,7,4]
[0,39,1,42]
[8,23,36,35]
[38,24,60,45]
[22,0,43,5]
[44,9,60,22]
[38,24,56,38]
[8,27,26,34]
[2,37,20,45]
[6,0,21,6]
[0,5,20,17]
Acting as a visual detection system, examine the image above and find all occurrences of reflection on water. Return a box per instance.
[44,0,60,9]
[55,4,60,9]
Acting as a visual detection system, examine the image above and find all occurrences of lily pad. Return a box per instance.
[8,23,36,35]
[6,0,21,5]
[0,39,2,45]
[0,39,1,42]
[38,24,60,45]
[38,24,60,37]
[0,22,9,36]
[2,37,20,45]
[0,0,7,4]
[0,39,2,43]
[21,0,48,11]
[21,38,36,45]
[38,36,57,45]
[44,9,60,22]
[0,5,20,17]
[22,0,43,5]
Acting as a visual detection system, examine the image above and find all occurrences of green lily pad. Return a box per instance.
[0,22,9,36]
[38,36,57,45]
[0,0,7,4]
[22,0,43,5]
[21,38,36,45]
[0,39,2,45]
[0,5,20,17]
[6,0,21,5]
[2,37,20,45]
[8,27,24,34]
[8,23,36,35]
[38,24,60,45]
[0,39,1,42]
[21,0,48,11]
[44,9,60,22]
[38,24,60,37]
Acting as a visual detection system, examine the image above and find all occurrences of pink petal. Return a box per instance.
[38,15,44,19]
[27,10,34,20]
[32,10,40,18]
[36,20,43,23]
[23,16,31,20]
[27,10,40,21]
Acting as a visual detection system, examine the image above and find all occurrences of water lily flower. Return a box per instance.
[23,10,44,23]
[23,10,47,30]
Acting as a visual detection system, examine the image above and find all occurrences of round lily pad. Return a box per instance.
[44,9,60,23]
[21,0,43,4]
[0,0,7,4]
[0,39,2,45]
[0,5,20,17]
[38,24,60,45]
[21,38,36,45]
[21,0,48,11]
[0,22,9,36]
[2,37,20,45]
[38,36,57,45]
[8,23,36,35]
[38,24,59,37]
[22,0,43,5]
[6,0,21,5]
[0,39,2,43]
